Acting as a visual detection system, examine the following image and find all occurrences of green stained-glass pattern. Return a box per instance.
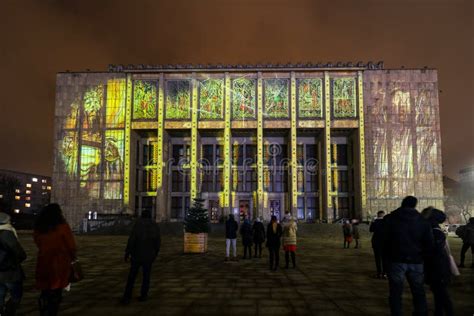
[133,80,157,120]
[166,80,191,119]
[80,145,101,182]
[83,85,104,129]
[332,78,357,118]
[105,79,126,128]
[232,78,256,119]
[298,79,323,118]
[199,79,224,119]
[264,79,289,118]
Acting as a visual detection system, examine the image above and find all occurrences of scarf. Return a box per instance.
[0,223,18,238]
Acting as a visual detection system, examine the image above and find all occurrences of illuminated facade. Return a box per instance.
[53,63,444,228]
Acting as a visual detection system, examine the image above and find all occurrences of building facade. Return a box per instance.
[0,169,52,215]
[53,63,444,229]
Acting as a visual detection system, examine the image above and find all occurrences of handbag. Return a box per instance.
[70,260,84,283]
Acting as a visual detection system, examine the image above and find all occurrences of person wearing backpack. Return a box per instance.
[457,217,474,268]
[0,212,26,316]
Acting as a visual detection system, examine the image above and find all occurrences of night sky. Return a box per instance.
[0,0,472,179]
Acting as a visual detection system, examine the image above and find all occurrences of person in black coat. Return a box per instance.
[121,210,161,304]
[383,196,434,316]
[266,215,283,271]
[370,210,388,278]
[0,212,26,315]
[240,218,253,259]
[225,214,239,261]
[252,217,265,258]
[422,207,454,316]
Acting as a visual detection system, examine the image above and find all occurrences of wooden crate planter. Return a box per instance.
[184,232,208,253]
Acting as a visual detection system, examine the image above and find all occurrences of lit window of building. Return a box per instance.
[25,203,31,208]
[14,209,20,214]
[0,195,3,199]
[15,196,20,200]
[26,183,32,188]
[25,197,31,201]
[15,189,20,193]
[42,186,46,190]
[47,186,52,190]
[42,179,47,183]
[26,190,31,194]
[32,178,38,182]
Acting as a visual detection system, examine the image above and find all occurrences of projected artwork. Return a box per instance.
[133,80,157,120]
[104,130,124,180]
[332,78,356,118]
[83,85,104,129]
[165,80,191,119]
[199,79,224,119]
[80,145,101,182]
[64,100,80,129]
[106,79,126,128]
[298,79,323,118]
[264,79,289,118]
[104,182,122,199]
[232,78,256,119]
[60,131,79,177]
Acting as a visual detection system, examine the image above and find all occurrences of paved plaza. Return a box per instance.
[15,225,474,316]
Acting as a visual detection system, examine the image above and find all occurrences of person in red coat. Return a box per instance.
[34,203,76,316]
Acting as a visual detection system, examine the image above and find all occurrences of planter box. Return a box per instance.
[184,232,208,253]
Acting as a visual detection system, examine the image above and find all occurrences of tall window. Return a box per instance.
[201,144,223,192]
[263,143,288,192]
[170,142,191,219]
[232,143,257,192]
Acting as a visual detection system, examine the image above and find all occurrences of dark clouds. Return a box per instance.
[0,0,472,178]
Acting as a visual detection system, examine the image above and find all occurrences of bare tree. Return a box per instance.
[445,182,473,223]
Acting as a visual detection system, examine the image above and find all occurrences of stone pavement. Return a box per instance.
[15,225,474,315]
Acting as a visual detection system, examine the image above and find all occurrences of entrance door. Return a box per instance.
[239,200,250,222]
[269,199,281,221]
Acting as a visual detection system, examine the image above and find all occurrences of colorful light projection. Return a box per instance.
[83,85,104,129]
[59,79,126,200]
[298,79,323,118]
[104,130,124,180]
[231,78,256,119]
[165,80,191,119]
[60,131,79,177]
[199,79,224,119]
[332,78,357,118]
[132,80,157,120]
[106,79,126,128]
[264,79,289,118]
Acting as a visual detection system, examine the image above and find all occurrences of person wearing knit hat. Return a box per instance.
[0,211,27,315]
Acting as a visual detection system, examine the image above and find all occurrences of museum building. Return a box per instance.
[52,62,444,229]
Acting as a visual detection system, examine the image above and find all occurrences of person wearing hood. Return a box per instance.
[121,209,161,304]
[383,196,434,316]
[370,210,388,279]
[266,216,283,271]
[0,212,26,316]
[240,218,253,259]
[252,218,265,258]
[421,207,454,316]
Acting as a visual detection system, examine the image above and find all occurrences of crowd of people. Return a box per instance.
[225,212,298,270]
[0,197,472,315]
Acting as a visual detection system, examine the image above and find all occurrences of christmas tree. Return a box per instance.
[184,198,209,233]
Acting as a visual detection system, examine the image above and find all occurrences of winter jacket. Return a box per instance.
[342,224,352,237]
[252,221,265,244]
[383,207,434,264]
[424,227,451,285]
[225,218,238,239]
[240,221,253,246]
[0,230,26,283]
[370,218,385,249]
[34,223,76,290]
[266,222,283,249]
[125,218,161,264]
[282,219,297,246]
[462,222,474,244]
